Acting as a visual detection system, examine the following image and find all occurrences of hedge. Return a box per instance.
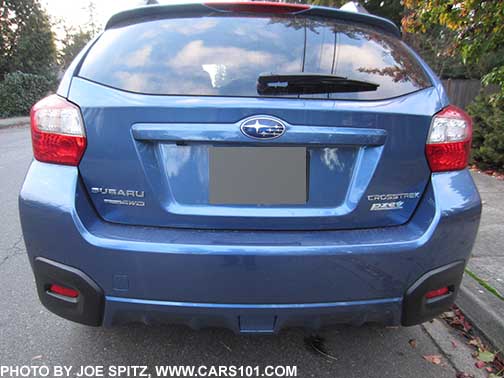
[0,72,52,118]
[468,95,504,171]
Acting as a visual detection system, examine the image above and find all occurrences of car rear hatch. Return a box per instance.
[69,2,439,231]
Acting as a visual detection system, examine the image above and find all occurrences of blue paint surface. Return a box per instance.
[24,3,481,332]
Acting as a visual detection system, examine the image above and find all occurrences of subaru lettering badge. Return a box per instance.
[240,116,286,140]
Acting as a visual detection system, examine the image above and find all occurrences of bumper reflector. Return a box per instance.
[49,284,79,298]
[425,287,449,299]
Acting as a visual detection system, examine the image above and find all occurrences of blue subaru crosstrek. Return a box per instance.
[19,1,481,333]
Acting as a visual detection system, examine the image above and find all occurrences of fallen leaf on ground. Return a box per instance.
[408,339,417,348]
[441,311,455,318]
[463,320,472,332]
[468,338,484,350]
[451,340,457,348]
[455,373,474,378]
[475,361,486,369]
[456,372,474,378]
[477,351,495,363]
[423,355,442,365]
[304,335,338,361]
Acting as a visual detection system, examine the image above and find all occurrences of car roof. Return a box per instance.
[105,1,401,38]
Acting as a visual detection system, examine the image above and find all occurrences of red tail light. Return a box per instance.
[204,1,310,13]
[425,287,449,299]
[49,284,79,298]
[425,105,472,172]
[30,95,86,166]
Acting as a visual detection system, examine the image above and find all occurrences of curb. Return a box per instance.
[0,116,30,129]
[456,273,504,351]
[423,319,486,378]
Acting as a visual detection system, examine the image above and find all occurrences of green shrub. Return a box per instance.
[468,95,504,171]
[0,71,52,118]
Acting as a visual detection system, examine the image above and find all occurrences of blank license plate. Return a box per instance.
[209,147,307,205]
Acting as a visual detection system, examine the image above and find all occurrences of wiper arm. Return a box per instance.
[257,73,379,95]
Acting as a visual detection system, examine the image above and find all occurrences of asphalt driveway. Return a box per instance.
[0,125,491,378]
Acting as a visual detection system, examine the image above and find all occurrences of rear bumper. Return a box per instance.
[103,295,402,333]
[31,256,465,333]
[19,162,481,332]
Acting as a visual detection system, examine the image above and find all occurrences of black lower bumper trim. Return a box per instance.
[33,257,104,326]
[402,260,465,326]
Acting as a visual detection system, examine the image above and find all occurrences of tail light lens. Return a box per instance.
[426,105,472,172]
[30,95,86,166]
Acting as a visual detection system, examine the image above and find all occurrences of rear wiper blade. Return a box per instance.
[257,73,379,95]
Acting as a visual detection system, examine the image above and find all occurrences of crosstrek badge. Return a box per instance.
[367,192,420,201]
[367,192,420,211]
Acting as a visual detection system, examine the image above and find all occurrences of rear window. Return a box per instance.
[79,16,431,100]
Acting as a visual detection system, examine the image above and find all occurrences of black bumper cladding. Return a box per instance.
[402,261,465,326]
[33,257,104,326]
[32,257,465,328]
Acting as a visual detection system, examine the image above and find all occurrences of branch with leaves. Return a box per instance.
[402,0,504,101]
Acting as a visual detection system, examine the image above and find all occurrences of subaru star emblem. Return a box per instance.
[240,116,286,140]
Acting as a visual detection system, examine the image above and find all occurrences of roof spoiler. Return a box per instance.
[105,2,400,38]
